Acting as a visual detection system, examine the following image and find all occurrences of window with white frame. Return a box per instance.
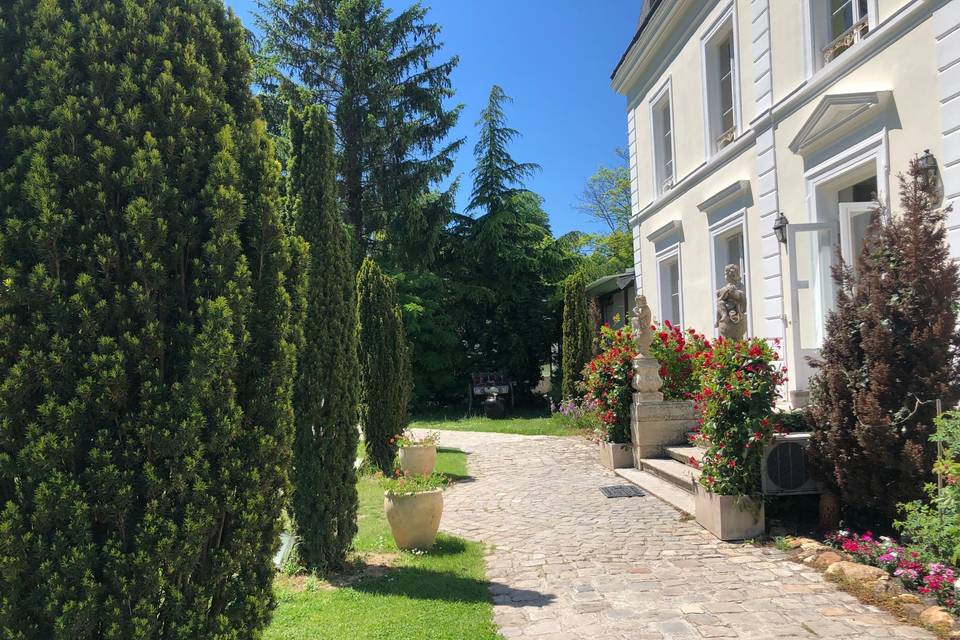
[711,221,749,335]
[806,0,873,72]
[657,250,682,326]
[703,13,738,154]
[651,87,674,195]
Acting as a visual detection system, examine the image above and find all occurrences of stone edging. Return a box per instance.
[782,537,959,638]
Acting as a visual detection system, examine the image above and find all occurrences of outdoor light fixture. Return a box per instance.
[773,212,789,245]
[918,149,938,183]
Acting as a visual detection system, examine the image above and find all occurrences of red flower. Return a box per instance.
[727,459,737,468]
[743,389,751,398]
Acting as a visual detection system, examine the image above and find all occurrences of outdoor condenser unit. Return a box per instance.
[761,432,820,495]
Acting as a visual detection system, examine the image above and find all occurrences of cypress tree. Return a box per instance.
[287,105,360,573]
[356,258,412,473]
[0,1,295,637]
[808,159,960,517]
[561,273,591,400]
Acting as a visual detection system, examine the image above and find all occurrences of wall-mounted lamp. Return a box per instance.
[918,149,938,184]
[773,212,789,244]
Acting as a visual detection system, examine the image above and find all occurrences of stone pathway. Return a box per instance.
[432,430,934,640]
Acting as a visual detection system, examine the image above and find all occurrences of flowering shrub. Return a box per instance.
[691,336,786,496]
[826,530,960,613]
[555,398,603,433]
[649,321,711,401]
[896,411,960,565]
[580,326,637,444]
[394,431,440,447]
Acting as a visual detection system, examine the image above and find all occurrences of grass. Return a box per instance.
[411,408,587,437]
[266,448,501,640]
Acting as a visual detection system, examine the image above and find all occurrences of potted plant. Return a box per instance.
[582,326,636,469]
[395,431,439,476]
[381,471,447,550]
[691,336,786,540]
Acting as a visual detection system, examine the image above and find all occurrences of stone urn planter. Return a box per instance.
[599,441,633,469]
[398,444,437,476]
[384,489,444,550]
[694,485,765,541]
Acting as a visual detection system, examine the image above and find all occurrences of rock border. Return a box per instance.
[781,537,959,639]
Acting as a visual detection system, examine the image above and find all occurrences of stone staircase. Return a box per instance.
[615,436,706,515]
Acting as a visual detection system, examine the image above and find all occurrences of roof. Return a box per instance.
[585,269,636,297]
[611,0,665,80]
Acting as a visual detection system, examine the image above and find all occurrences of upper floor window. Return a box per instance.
[702,11,739,155]
[806,0,874,73]
[650,84,674,196]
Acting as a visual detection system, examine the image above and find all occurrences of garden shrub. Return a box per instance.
[808,160,960,518]
[649,321,710,401]
[691,337,786,496]
[0,1,296,636]
[896,411,960,565]
[288,105,360,573]
[561,272,592,400]
[581,326,637,443]
[357,258,413,474]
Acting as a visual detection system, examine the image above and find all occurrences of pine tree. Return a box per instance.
[257,0,463,266]
[463,86,573,397]
[356,258,412,473]
[808,159,960,517]
[561,273,591,400]
[287,105,360,573]
[0,1,295,636]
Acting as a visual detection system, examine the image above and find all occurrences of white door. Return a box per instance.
[839,202,876,265]
[788,222,838,389]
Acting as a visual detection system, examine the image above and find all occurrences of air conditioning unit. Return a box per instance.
[762,432,820,495]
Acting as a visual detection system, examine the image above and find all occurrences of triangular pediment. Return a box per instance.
[789,91,892,155]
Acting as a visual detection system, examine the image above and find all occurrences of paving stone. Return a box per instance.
[425,429,936,640]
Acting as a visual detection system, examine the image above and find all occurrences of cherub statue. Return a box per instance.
[631,294,654,357]
[716,264,747,340]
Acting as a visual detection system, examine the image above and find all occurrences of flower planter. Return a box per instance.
[399,444,436,476]
[384,489,443,550]
[694,485,765,541]
[599,441,633,469]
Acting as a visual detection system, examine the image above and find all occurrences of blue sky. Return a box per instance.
[224,0,640,236]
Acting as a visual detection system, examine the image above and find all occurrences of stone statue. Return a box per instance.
[631,295,663,402]
[716,264,748,341]
[630,294,654,357]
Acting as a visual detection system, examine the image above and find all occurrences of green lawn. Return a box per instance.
[267,449,500,640]
[411,409,586,437]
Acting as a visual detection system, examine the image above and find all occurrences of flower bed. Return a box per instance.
[826,530,959,614]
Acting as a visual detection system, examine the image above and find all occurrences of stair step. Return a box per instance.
[639,458,701,492]
[665,445,707,466]
[615,467,694,515]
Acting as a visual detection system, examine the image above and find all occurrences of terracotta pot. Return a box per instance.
[399,444,436,476]
[599,441,634,469]
[384,489,443,550]
[694,485,765,541]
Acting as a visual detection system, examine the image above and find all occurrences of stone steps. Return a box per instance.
[665,445,707,466]
[614,467,695,515]
[638,457,701,492]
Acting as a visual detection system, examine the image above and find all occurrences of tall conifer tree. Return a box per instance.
[808,159,960,517]
[561,273,591,400]
[287,105,360,573]
[0,1,295,636]
[356,258,412,473]
[257,0,463,266]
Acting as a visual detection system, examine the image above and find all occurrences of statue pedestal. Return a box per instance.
[630,399,698,463]
[632,355,663,403]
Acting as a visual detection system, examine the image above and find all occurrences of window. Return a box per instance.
[651,85,674,195]
[657,251,682,326]
[702,12,739,154]
[710,219,749,336]
[805,0,873,73]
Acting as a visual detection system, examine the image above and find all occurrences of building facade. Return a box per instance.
[613,0,960,405]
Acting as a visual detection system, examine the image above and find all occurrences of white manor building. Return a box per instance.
[613,0,960,405]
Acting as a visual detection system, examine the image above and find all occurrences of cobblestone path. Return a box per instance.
[433,430,934,640]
